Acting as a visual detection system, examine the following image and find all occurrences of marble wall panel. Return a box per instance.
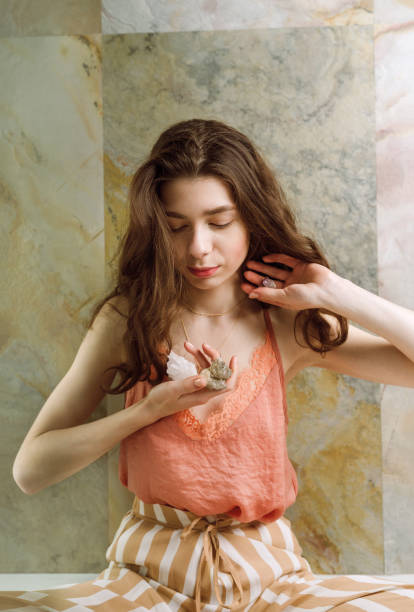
[286,371,383,573]
[375,21,414,572]
[381,388,414,572]
[375,0,414,23]
[103,26,382,573]
[102,0,373,34]
[0,0,101,37]
[0,34,105,571]
[375,23,414,309]
[103,26,376,287]
[2,0,411,576]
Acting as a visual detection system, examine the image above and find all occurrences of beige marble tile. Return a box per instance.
[102,0,373,34]
[0,34,105,571]
[375,21,414,573]
[103,26,381,573]
[381,387,414,572]
[285,370,383,573]
[375,0,414,23]
[0,0,101,37]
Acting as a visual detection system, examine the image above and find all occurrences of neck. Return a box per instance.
[181,283,247,316]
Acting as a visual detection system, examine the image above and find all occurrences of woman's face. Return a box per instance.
[161,176,250,290]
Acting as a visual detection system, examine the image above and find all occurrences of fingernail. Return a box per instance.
[185,341,194,348]
[249,293,258,299]
[194,378,203,387]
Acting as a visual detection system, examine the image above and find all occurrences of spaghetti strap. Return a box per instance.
[263,307,289,424]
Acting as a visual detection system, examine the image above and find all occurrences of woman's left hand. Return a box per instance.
[241,253,340,310]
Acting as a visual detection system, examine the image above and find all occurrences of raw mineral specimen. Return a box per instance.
[210,359,232,380]
[166,351,198,380]
[200,358,232,390]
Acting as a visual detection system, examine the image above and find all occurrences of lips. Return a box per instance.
[187,266,220,278]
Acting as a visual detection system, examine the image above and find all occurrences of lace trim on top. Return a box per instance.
[172,329,277,441]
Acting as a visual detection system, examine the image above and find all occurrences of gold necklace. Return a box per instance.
[181,295,247,317]
[180,306,242,373]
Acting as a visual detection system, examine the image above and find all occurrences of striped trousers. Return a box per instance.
[1,496,414,611]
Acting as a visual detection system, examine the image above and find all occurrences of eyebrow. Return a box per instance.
[165,205,236,219]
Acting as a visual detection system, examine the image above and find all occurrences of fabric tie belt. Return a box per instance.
[180,515,244,612]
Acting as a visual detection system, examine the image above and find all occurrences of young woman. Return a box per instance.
[4,119,414,611]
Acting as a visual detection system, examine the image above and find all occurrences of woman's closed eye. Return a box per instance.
[170,222,233,233]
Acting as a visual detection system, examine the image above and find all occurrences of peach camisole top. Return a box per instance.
[118,307,298,524]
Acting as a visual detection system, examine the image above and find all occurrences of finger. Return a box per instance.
[248,287,286,304]
[243,269,266,287]
[244,269,285,289]
[201,343,221,361]
[240,281,259,295]
[173,374,207,398]
[261,253,298,267]
[184,341,210,369]
[179,373,230,404]
[245,260,290,278]
[225,355,238,389]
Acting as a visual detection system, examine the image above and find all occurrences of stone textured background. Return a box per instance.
[1,0,413,574]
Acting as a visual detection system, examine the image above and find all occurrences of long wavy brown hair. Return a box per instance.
[88,118,348,394]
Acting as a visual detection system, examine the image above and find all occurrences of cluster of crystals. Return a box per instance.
[166,351,197,380]
[200,358,232,390]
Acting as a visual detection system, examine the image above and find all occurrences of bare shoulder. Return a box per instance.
[97,295,129,328]
[94,295,130,361]
[101,293,129,317]
[267,306,314,383]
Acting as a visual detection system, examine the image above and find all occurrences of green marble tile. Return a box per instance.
[102,26,381,573]
[102,0,374,34]
[0,0,101,37]
[1,34,105,571]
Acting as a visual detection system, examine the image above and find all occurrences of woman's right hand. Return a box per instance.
[143,344,238,420]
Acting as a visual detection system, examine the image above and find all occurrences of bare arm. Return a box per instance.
[244,255,414,387]
[13,297,136,495]
[13,397,156,495]
[14,397,158,495]
[13,297,238,495]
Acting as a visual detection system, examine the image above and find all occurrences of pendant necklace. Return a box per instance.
[179,296,247,373]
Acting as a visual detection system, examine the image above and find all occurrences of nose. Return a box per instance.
[188,224,212,260]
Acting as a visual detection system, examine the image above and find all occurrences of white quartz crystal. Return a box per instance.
[166,350,198,380]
